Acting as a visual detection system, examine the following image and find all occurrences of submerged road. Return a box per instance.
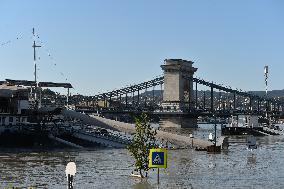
[61,110,215,148]
[90,115,213,149]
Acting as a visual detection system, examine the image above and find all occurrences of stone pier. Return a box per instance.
[160,59,198,128]
[159,115,198,128]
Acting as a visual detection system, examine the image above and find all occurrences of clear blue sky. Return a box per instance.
[1,0,284,95]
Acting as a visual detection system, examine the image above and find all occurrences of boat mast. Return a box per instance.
[32,28,41,105]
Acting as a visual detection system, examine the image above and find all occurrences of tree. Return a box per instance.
[127,113,158,178]
[41,88,56,96]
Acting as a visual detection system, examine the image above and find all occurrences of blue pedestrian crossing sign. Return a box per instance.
[149,148,167,168]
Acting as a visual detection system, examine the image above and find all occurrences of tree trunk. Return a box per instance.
[139,168,144,178]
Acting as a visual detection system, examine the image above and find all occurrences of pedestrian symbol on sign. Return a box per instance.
[152,152,164,165]
[149,148,167,168]
[153,153,162,164]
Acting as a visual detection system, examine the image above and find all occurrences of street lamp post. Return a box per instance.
[66,162,76,189]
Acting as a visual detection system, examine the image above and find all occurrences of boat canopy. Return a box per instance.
[4,79,73,88]
[5,79,36,86]
[38,82,73,88]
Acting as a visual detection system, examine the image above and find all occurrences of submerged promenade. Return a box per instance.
[91,115,213,149]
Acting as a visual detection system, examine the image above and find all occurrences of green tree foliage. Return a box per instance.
[41,88,56,96]
[127,113,158,178]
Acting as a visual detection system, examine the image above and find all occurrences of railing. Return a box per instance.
[90,76,164,100]
[86,75,283,115]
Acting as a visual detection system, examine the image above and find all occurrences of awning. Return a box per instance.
[5,79,36,86]
[38,82,73,88]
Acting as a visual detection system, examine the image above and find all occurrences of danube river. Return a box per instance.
[0,125,284,189]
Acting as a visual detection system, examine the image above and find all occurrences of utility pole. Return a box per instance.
[264,65,269,119]
[32,28,41,105]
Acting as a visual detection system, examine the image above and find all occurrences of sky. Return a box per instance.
[0,0,284,95]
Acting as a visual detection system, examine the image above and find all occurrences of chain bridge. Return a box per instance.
[77,59,283,128]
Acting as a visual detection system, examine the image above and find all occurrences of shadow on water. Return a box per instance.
[132,179,193,189]
[247,153,257,166]
[132,179,154,189]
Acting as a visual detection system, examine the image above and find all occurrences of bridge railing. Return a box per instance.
[89,76,164,101]
[81,75,283,116]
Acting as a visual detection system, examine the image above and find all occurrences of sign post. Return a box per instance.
[149,148,167,185]
[157,168,160,184]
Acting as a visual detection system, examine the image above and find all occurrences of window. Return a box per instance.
[22,117,27,123]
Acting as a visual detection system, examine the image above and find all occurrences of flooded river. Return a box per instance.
[0,125,284,189]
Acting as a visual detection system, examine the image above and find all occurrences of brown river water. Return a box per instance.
[0,124,284,189]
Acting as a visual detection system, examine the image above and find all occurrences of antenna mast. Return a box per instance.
[264,65,268,97]
[32,28,41,102]
[264,65,269,119]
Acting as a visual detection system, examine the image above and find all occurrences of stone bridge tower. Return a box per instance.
[160,59,198,128]
[161,59,197,111]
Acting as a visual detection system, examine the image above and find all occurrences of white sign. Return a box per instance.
[208,133,213,141]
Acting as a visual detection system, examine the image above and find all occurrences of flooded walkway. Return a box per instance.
[92,115,213,148]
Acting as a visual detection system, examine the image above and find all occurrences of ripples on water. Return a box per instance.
[0,126,284,189]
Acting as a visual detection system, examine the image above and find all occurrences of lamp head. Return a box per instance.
[66,162,76,177]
